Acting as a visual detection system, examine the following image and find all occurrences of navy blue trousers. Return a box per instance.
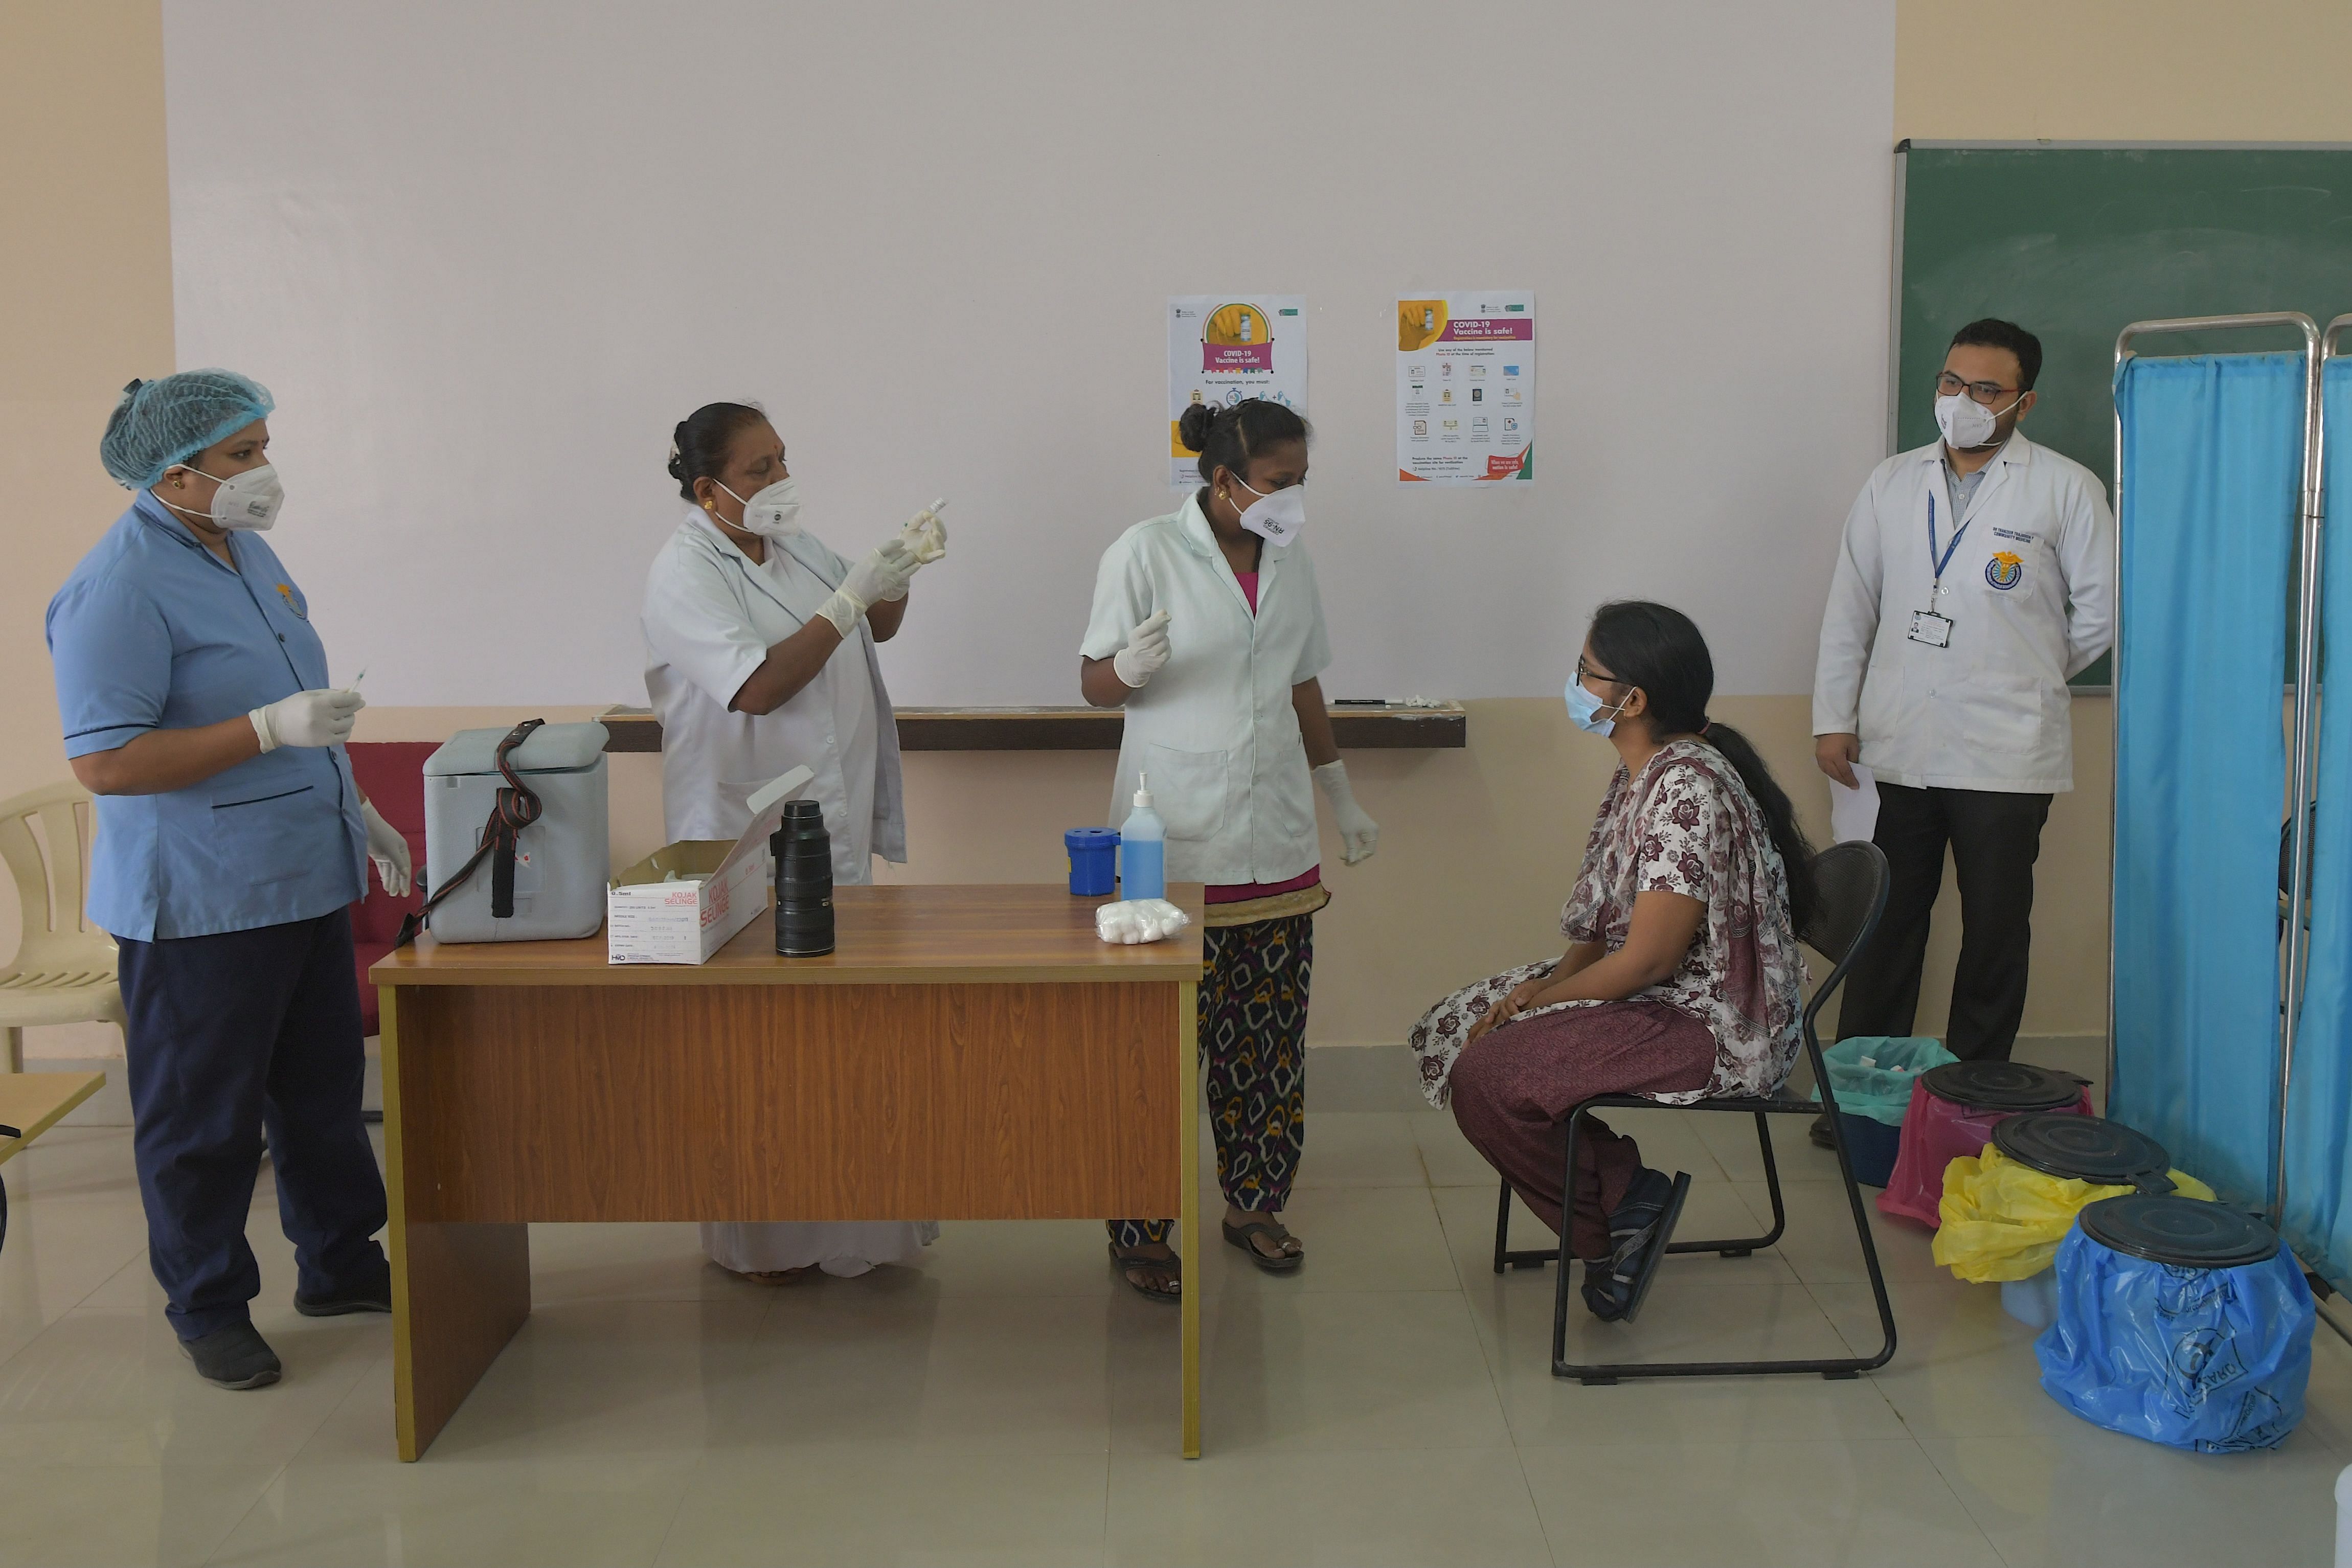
[117,908,388,1340]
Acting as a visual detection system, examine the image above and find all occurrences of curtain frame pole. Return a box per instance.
[2298,316,2352,1261]
[2112,312,2321,1229]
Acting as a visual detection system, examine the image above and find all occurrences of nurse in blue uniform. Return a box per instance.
[46,372,412,1390]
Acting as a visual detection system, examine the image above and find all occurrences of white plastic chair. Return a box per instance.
[0,782,124,1073]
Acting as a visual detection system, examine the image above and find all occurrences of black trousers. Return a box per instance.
[1836,782,2053,1063]
[116,908,388,1340]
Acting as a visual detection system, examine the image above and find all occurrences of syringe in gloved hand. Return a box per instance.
[900,497,949,564]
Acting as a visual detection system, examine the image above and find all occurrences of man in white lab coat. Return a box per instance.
[1812,319,2114,1088]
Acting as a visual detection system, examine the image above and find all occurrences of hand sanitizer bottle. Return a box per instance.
[1119,774,1166,901]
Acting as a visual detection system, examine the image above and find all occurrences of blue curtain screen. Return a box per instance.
[2110,353,2302,1210]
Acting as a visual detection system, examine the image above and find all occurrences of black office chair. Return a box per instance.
[1492,839,1898,1384]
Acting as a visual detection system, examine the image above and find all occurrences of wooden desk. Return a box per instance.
[370,883,1205,1461]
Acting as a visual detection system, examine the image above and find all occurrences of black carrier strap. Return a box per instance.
[394,719,548,947]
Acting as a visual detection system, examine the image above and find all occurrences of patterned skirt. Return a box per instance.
[1109,912,1313,1249]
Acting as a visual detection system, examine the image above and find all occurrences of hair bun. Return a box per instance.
[1176,402,1218,455]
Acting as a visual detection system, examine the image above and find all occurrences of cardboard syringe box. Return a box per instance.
[606,766,813,965]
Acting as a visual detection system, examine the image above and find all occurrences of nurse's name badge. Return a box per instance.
[1908,608,1953,648]
[276,583,307,619]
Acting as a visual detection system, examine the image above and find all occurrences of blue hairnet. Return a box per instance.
[99,370,276,489]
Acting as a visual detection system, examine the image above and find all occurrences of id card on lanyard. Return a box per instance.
[1908,492,1963,649]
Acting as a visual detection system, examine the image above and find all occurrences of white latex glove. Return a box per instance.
[1095,898,1193,945]
[250,688,364,752]
[1111,609,1172,689]
[361,800,413,898]
[816,538,919,633]
[1314,759,1379,865]
[898,503,947,566]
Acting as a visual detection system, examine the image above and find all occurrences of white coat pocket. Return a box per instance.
[1956,670,2046,754]
[1143,744,1232,842]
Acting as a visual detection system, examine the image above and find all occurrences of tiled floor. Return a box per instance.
[1,1107,2344,1566]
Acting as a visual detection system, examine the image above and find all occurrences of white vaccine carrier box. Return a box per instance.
[422,721,610,942]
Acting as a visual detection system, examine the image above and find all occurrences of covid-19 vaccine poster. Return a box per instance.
[1395,292,1534,484]
[1167,296,1308,489]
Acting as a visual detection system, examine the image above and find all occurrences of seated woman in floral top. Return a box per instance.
[1410,600,1815,1320]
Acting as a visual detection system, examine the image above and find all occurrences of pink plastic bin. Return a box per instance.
[1875,1064,2091,1228]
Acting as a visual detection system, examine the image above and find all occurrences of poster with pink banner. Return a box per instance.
[1395,292,1535,484]
[1167,295,1307,488]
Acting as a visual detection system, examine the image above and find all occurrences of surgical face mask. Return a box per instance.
[1231,475,1305,544]
[1565,674,1629,737]
[1933,391,2021,451]
[164,462,283,531]
[717,475,801,540]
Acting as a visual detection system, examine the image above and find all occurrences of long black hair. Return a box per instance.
[1177,398,1310,488]
[667,401,769,501]
[1585,600,1820,937]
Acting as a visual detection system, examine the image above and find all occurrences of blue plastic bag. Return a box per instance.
[1821,1035,1957,1125]
[2035,1226,2315,1452]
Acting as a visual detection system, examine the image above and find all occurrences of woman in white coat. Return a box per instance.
[1080,398,1381,1300]
[641,401,944,1281]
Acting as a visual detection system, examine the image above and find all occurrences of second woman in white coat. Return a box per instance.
[1081,398,1381,1300]
[641,401,943,1282]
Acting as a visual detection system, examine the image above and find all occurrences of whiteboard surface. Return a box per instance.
[163,1,1896,705]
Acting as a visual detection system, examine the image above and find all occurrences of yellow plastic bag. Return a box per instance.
[1932,1145,2217,1283]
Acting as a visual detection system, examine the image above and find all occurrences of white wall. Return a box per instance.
[163,0,1896,708]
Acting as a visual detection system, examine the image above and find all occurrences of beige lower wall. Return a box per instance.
[340,697,2121,1044]
[12,694,2116,1063]
[906,695,2114,1047]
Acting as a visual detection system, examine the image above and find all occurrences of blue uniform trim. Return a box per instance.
[213,785,314,811]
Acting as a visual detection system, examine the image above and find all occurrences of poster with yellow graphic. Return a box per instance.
[1396,291,1534,484]
[1168,294,1306,488]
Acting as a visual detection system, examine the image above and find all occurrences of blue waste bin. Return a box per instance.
[2037,1195,2314,1452]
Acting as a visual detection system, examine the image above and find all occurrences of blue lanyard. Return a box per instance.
[1927,493,1970,589]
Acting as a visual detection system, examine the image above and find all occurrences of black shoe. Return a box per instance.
[295,1260,393,1317]
[178,1322,282,1389]
[1582,1167,1689,1324]
[1810,1111,1837,1150]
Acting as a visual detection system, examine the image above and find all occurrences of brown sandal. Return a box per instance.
[1222,1219,1304,1273]
[1108,1243,1181,1302]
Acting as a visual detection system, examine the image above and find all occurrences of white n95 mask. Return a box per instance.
[1232,476,1305,544]
[719,476,802,540]
[167,463,283,531]
[1934,392,2019,451]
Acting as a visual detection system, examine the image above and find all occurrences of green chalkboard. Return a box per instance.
[1895,143,2352,686]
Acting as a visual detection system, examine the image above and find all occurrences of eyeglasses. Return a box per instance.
[1936,371,2021,406]
[1575,657,1624,688]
